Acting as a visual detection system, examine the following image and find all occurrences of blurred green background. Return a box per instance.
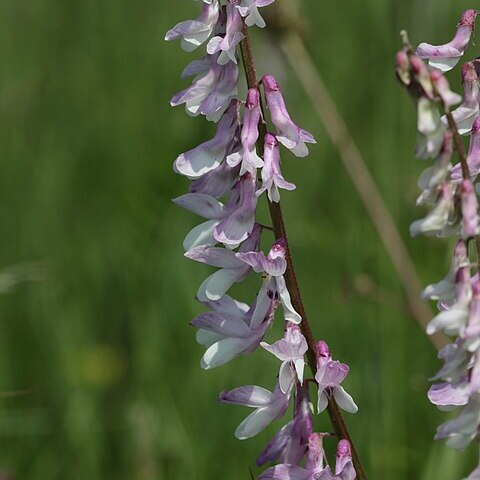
[0,0,478,478]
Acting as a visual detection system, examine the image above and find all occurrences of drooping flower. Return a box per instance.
[236,238,302,326]
[426,266,472,336]
[462,281,480,352]
[428,378,469,411]
[237,0,275,28]
[441,62,479,135]
[173,172,257,249]
[459,179,480,238]
[262,75,316,157]
[409,182,454,237]
[218,381,291,439]
[416,10,479,72]
[226,88,264,174]
[192,293,277,369]
[207,0,245,65]
[189,160,241,198]
[185,223,262,301]
[257,383,313,467]
[432,340,472,384]
[165,1,220,52]
[258,433,327,480]
[451,117,480,182]
[421,239,468,303]
[430,68,463,111]
[417,131,453,206]
[315,341,358,414]
[171,53,239,122]
[320,440,357,480]
[257,133,296,202]
[261,322,308,393]
[174,100,240,178]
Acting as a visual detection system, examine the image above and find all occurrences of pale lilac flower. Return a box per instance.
[219,381,291,440]
[427,266,472,336]
[171,53,238,122]
[262,75,316,157]
[315,341,358,414]
[441,62,479,135]
[395,50,410,87]
[173,173,257,249]
[428,379,469,411]
[422,239,468,303]
[435,394,480,450]
[417,10,479,72]
[320,440,357,480]
[416,124,446,160]
[192,293,276,369]
[237,0,275,28]
[261,322,308,393]
[257,383,313,467]
[417,96,441,136]
[185,223,262,301]
[207,0,245,65]
[236,238,302,326]
[174,100,240,178]
[410,182,454,237]
[165,1,220,52]
[226,88,264,174]
[257,133,296,203]
[258,433,327,480]
[417,131,453,206]
[460,179,480,238]
[410,55,435,99]
[432,340,472,383]
[430,68,462,110]
[451,117,480,182]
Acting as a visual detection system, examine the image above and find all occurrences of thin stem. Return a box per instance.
[239,23,368,480]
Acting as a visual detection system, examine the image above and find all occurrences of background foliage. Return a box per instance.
[0,0,477,478]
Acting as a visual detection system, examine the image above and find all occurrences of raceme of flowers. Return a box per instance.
[166,0,357,477]
[397,9,480,479]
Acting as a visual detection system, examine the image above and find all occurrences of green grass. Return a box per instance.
[0,0,478,478]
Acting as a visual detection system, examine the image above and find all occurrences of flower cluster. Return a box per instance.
[397,9,480,478]
[167,0,358,477]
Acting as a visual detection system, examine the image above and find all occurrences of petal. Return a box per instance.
[333,386,358,414]
[196,329,223,347]
[235,406,279,439]
[192,311,252,337]
[183,220,217,251]
[219,385,273,407]
[258,465,311,480]
[261,339,293,362]
[197,267,247,302]
[277,276,302,323]
[185,245,243,268]
[317,391,328,414]
[173,193,224,219]
[201,337,250,369]
[279,361,294,394]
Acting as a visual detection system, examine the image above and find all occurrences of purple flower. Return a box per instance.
[422,239,468,303]
[258,433,327,480]
[227,88,264,174]
[460,179,480,238]
[430,68,462,110]
[262,75,316,157]
[165,1,220,52]
[261,322,308,393]
[257,383,313,467]
[185,223,262,301]
[432,340,471,383]
[257,133,296,202]
[236,238,302,326]
[237,0,275,28]
[207,0,244,65]
[417,131,453,206]
[451,117,480,182]
[435,394,480,450]
[189,160,241,198]
[315,341,358,414]
[427,266,472,336]
[171,53,238,122]
[174,100,240,178]
[441,62,479,135]
[192,293,276,369]
[174,173,258,249]
[410,55,435,99]
[218,381,291,439]
[416,10,479,72]
[409,182,454,237]
[320,440,356,480]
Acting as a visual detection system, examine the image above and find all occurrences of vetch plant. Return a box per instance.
[397,10,480,479]
[166,1,366,478]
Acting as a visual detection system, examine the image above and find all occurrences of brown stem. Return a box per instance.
[239,23,368,480]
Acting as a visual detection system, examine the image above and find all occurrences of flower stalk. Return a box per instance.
[239,21,367,480]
